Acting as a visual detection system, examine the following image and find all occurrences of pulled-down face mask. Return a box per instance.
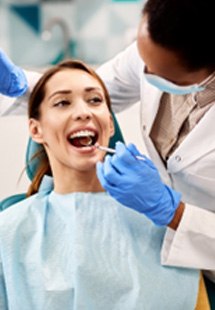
[143,66,210,95]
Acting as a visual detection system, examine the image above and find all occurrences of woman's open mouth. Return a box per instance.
[68,130,98,148]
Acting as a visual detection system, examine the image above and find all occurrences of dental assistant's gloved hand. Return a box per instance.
[0,49,28,97]
[96,142,181,226]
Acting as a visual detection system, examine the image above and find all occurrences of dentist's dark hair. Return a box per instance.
[142,0,215,71]
[27,59,112,196]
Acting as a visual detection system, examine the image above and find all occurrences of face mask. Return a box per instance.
[144,72,205,95]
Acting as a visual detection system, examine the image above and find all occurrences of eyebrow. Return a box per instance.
[85,87,102,92]
[48,87,102,100]
[48,90,71,100]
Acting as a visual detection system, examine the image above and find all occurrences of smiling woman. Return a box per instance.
[27,60,114,195]
[0,60,200,310]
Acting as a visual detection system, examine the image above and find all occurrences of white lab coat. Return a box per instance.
[97,42,215,281]
[1,42,215,281]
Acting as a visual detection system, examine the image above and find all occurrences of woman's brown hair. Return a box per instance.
[27,59,112,196]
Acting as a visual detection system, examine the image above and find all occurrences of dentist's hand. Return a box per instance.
[96,142,181,226]
[0,49,28,97]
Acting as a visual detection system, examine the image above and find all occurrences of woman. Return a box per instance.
[0,60,204,309]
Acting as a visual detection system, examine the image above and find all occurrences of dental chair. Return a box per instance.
[0,115,215,309]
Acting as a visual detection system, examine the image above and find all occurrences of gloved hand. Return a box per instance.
[0,49,28,97]
[96,142,181,226]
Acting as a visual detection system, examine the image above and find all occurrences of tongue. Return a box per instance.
[71,136,93,147]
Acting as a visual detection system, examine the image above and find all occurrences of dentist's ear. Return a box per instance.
[29,118,44,144]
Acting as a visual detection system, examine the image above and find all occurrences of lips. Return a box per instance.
[67,128,99,148]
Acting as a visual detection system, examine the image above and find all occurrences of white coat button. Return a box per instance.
[143,125,147,131]
[175,155,182,162]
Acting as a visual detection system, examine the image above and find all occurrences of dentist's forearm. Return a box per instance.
[168,202,185,230]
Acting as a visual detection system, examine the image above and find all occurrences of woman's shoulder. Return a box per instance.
[0,175,54,232]
[0,194,39,236]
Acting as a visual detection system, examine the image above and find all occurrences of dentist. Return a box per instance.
[96,0,215,288]
[0,0,215,293]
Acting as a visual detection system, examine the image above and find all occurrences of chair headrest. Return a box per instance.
[25,139,43,181]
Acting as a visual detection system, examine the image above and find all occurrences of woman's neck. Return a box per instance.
[53,169,104,194]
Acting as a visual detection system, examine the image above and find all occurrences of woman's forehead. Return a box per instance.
[46,69,102,90]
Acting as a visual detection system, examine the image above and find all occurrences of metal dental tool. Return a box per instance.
[95,144,146,161]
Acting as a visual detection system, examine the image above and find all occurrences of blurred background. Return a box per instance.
[0,0,147,200]
[0,0,143,67]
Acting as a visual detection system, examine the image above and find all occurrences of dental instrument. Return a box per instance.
[95,144,145,161]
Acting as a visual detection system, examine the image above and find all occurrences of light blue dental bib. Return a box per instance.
[0,176,199,310]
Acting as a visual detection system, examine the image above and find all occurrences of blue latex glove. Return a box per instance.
[96,142,181,226]
[0,49,28,97]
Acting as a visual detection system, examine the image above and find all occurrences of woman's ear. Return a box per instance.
[109,114,115,138]
[29,118,44,144]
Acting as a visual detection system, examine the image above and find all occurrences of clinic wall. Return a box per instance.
[0,0,143,67]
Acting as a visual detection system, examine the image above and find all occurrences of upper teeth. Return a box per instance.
[69,130,95,139]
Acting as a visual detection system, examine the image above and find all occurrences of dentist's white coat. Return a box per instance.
[1,42,215,281]
[97,42,215,281]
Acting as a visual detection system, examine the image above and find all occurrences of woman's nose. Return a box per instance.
[72,101,92,120]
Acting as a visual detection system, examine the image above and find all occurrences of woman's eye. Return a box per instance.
[53,100,70,107]
[88,97,103,104]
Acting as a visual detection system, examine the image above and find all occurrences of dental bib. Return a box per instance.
[0,176,199,310]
